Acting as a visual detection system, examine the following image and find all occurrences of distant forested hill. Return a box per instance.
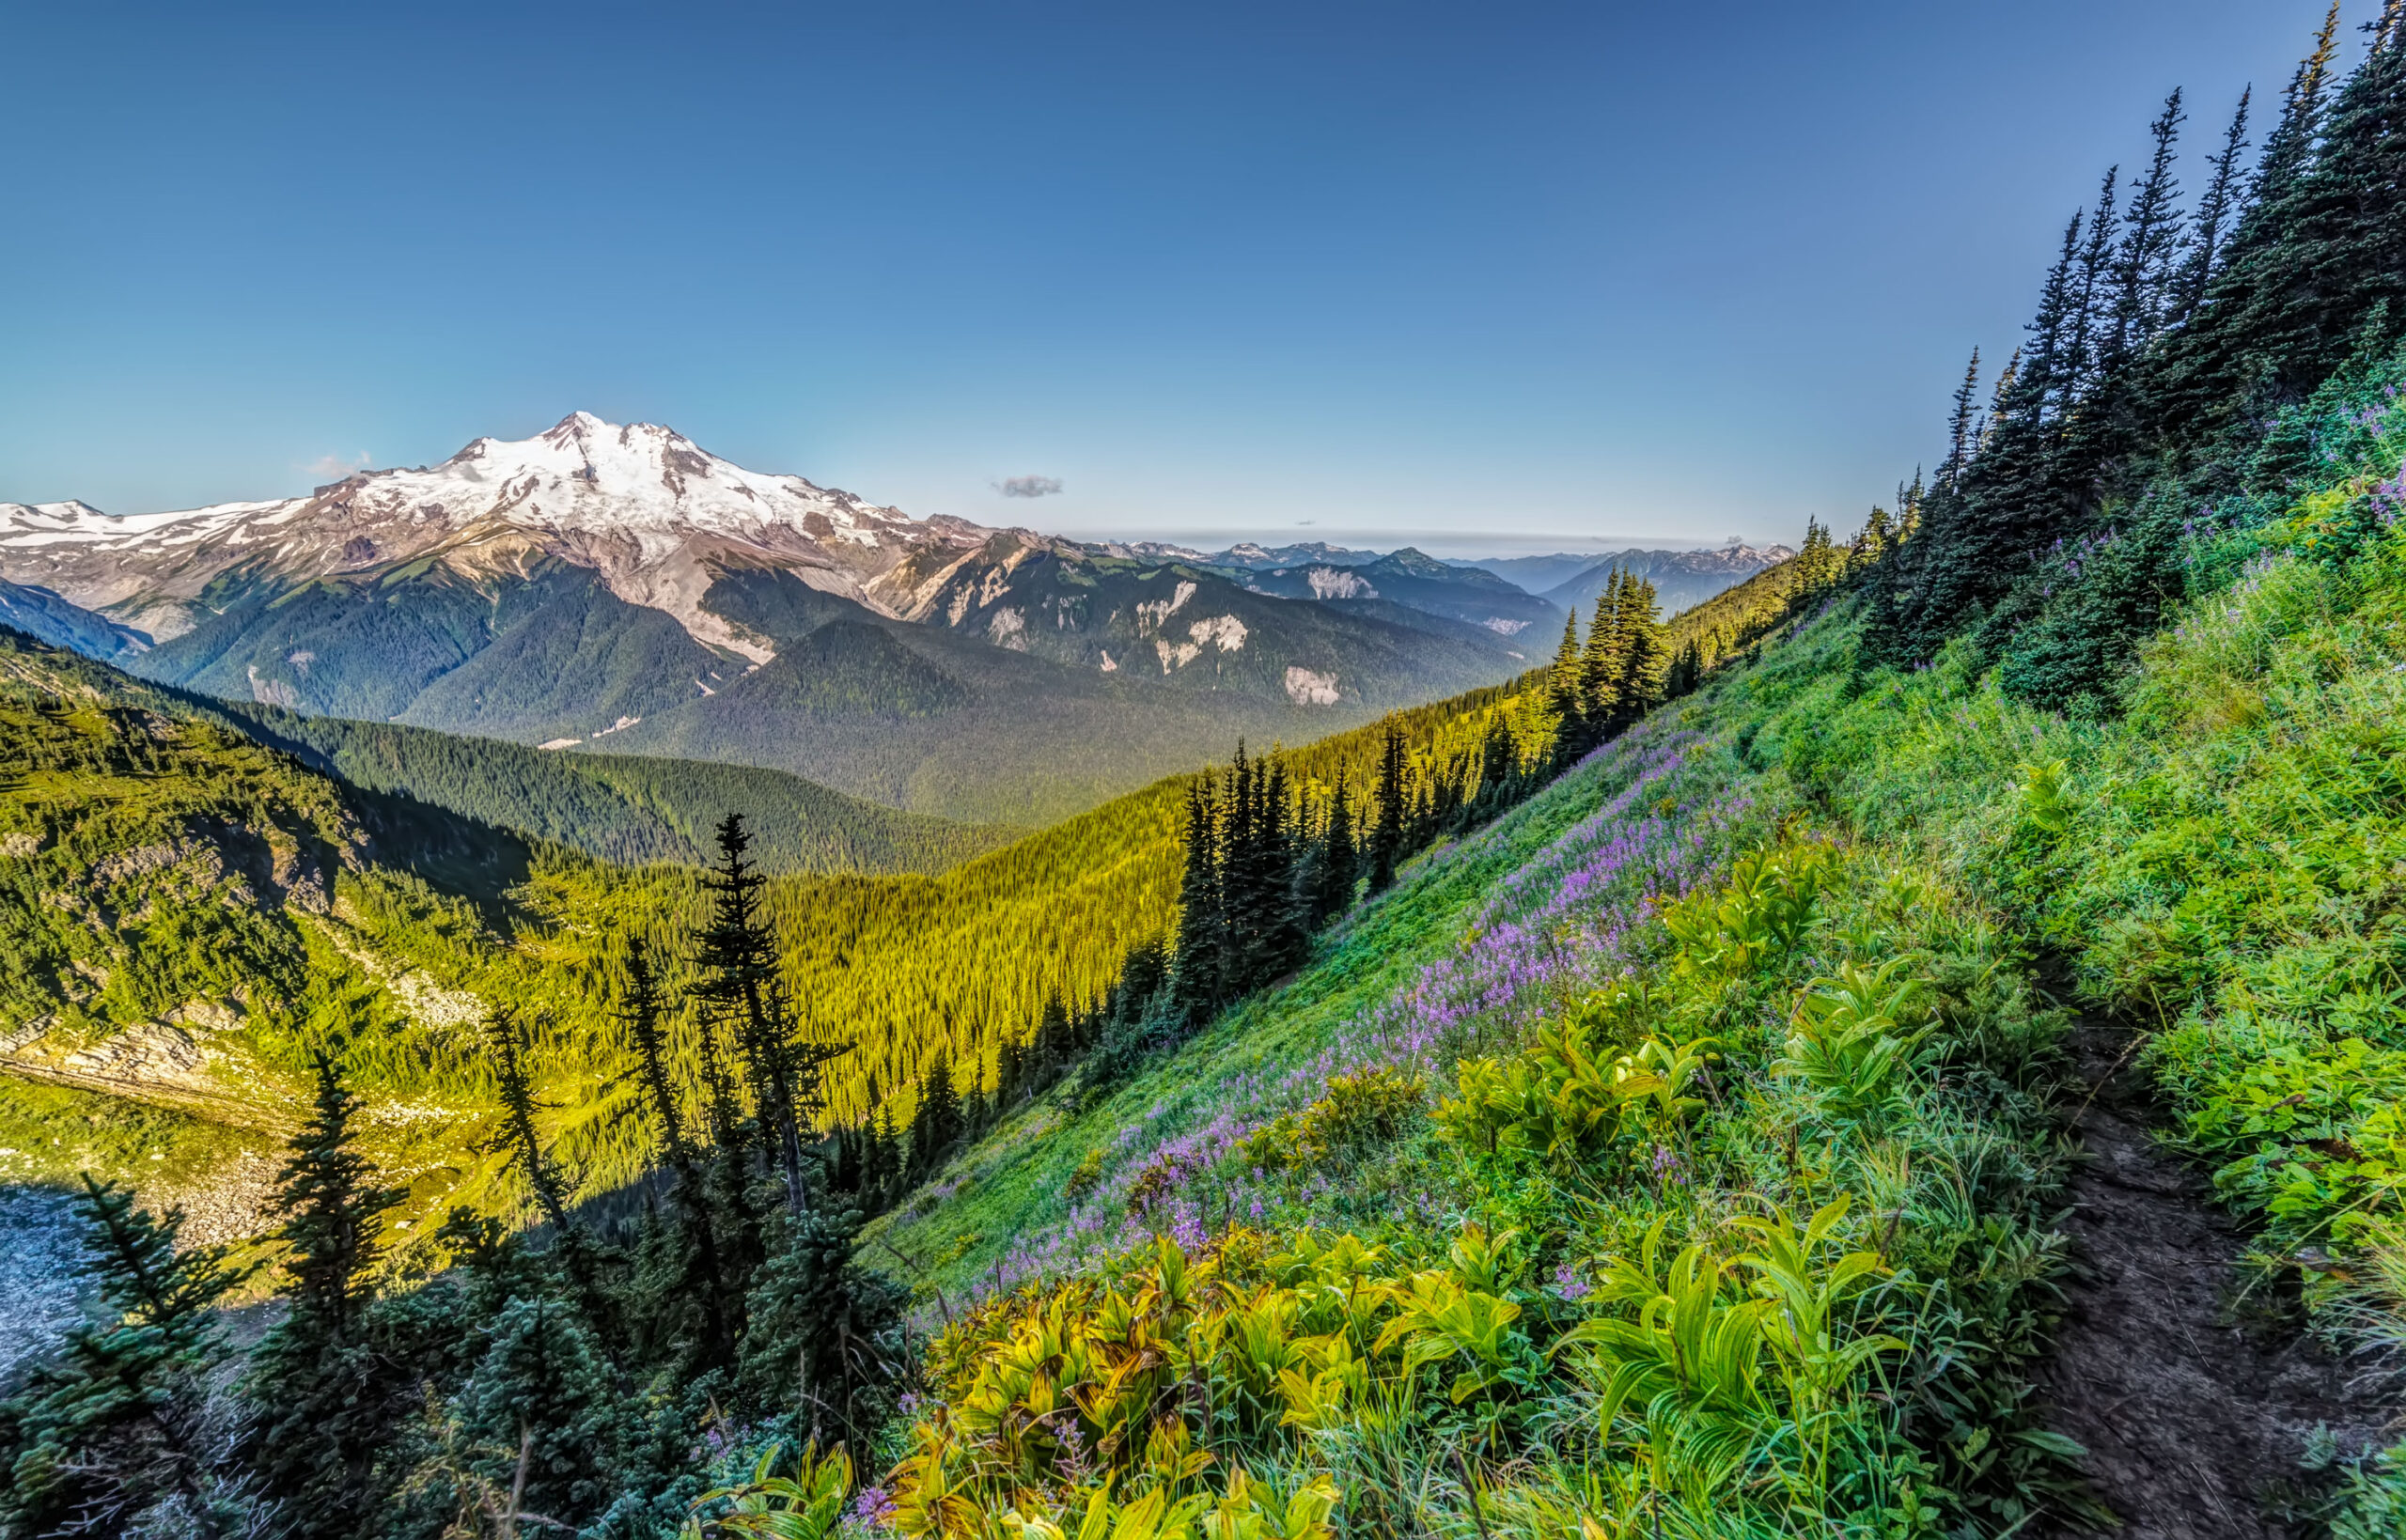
[209,704,1011,876]
[0,608,1680,1229]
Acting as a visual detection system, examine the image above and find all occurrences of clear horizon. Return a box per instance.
[1,1,2375,549]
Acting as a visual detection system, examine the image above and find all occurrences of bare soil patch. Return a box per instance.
[2039,1013,2387,1538]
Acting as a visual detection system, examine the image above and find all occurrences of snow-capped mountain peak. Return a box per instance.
[0,413,990,647]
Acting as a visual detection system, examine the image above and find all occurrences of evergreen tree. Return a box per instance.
[2022,211,2087,422]
[486,1010,621,1361]
[239,1054,408,1532]
[1366,719,1409,894]
[274,1054,405,1340]
[1979,349,2022,450]
[1168,775,1223,1015]
[695,814,849,1215]
[1940,348,1983,489]
[1252,757,1309,980]
[1612,578,1667,730]
[489,1010,571,1232]
[912,1049,962,1174]
[1543,610,1586,762]
[1473,714,1519,817]
[1664,638,1705,698]
[1219,744,1260,988]
[458,1296,616,1530]
[617,941,736,1373]
[2,1178,249,1539]
[2108,89,2186,363]
[1310,773,1360,926]
[2171,86,2253,324]
[2248,3,2343,225]
[1577,573,1629,736]
[737,1203,909,1452]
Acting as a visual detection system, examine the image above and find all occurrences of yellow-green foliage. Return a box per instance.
[1235,1067,1425,1174]
[876,786,2077,1538]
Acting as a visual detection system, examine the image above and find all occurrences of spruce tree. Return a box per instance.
[239,1054,407,1532]
[1366,719,1409,894]
[2,1178,248,1539]
[1940,348,1983,489]
[617,941,736,1372]
[2109,89,2186,364]
[912,1049,962,1174]
[1220,744,1259,988]
[1168,775,1223,1015]
[696,815,809,1213]
[1577,573,1627,738]
[1664,639,1705,698]
[1474,714,1519,817]
[2021,210,2087,422]
[1312,773,1360,926]
[737,1200,910,1452]
[486,1010,621,1361]
[458,1296,616,1530]
[1543,610,1586,762]
[1614,578,1667,728]
[2171,86,2253,325]
[275,1054,405,1339]
[1253,757,1309,980]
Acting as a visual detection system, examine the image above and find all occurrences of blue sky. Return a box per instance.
[0,1,2376,554]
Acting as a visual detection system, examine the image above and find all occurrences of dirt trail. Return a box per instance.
[2039,1013,2386,1538]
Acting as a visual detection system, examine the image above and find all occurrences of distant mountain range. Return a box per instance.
[1534,546,1797,617]
[0,416,1536,823]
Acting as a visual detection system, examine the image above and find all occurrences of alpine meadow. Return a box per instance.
[15,6,2406,1540]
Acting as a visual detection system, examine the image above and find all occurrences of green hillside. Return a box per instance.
[209,702,1014,877]
[0,614,1580,1218]
[25,15,2406,1536]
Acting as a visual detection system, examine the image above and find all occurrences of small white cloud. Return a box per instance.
[997,474,1063,499]
[308,451,373,478]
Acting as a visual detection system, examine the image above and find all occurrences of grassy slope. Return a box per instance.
[871,403,2406,1532]
[867,597,2086,1536]
[868,728,1732,1289]
[870,557,1847,1285]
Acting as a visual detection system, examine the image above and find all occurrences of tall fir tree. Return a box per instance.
[1366,719,1409,894]
[1253,757,1309,981]
[2109,89,2187,364]
[912,1048,963,1174]
[486,1010,621,1361]
[458,1295,617,1530]
[695,814,850,1215]
[2171,86,2253,325]
[1168,774,1223,1015]
[239,1054,408,1533]
[1312,772,1360,926]
[1577,572,1629,735]
[1613,578,1667,730]
[2,1178,249,1539]
[1543,609,1587,762]
[1940,348,1984,489]
[617,940,737,1373]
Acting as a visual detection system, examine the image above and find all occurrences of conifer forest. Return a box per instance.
[22,5,2406,1539]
